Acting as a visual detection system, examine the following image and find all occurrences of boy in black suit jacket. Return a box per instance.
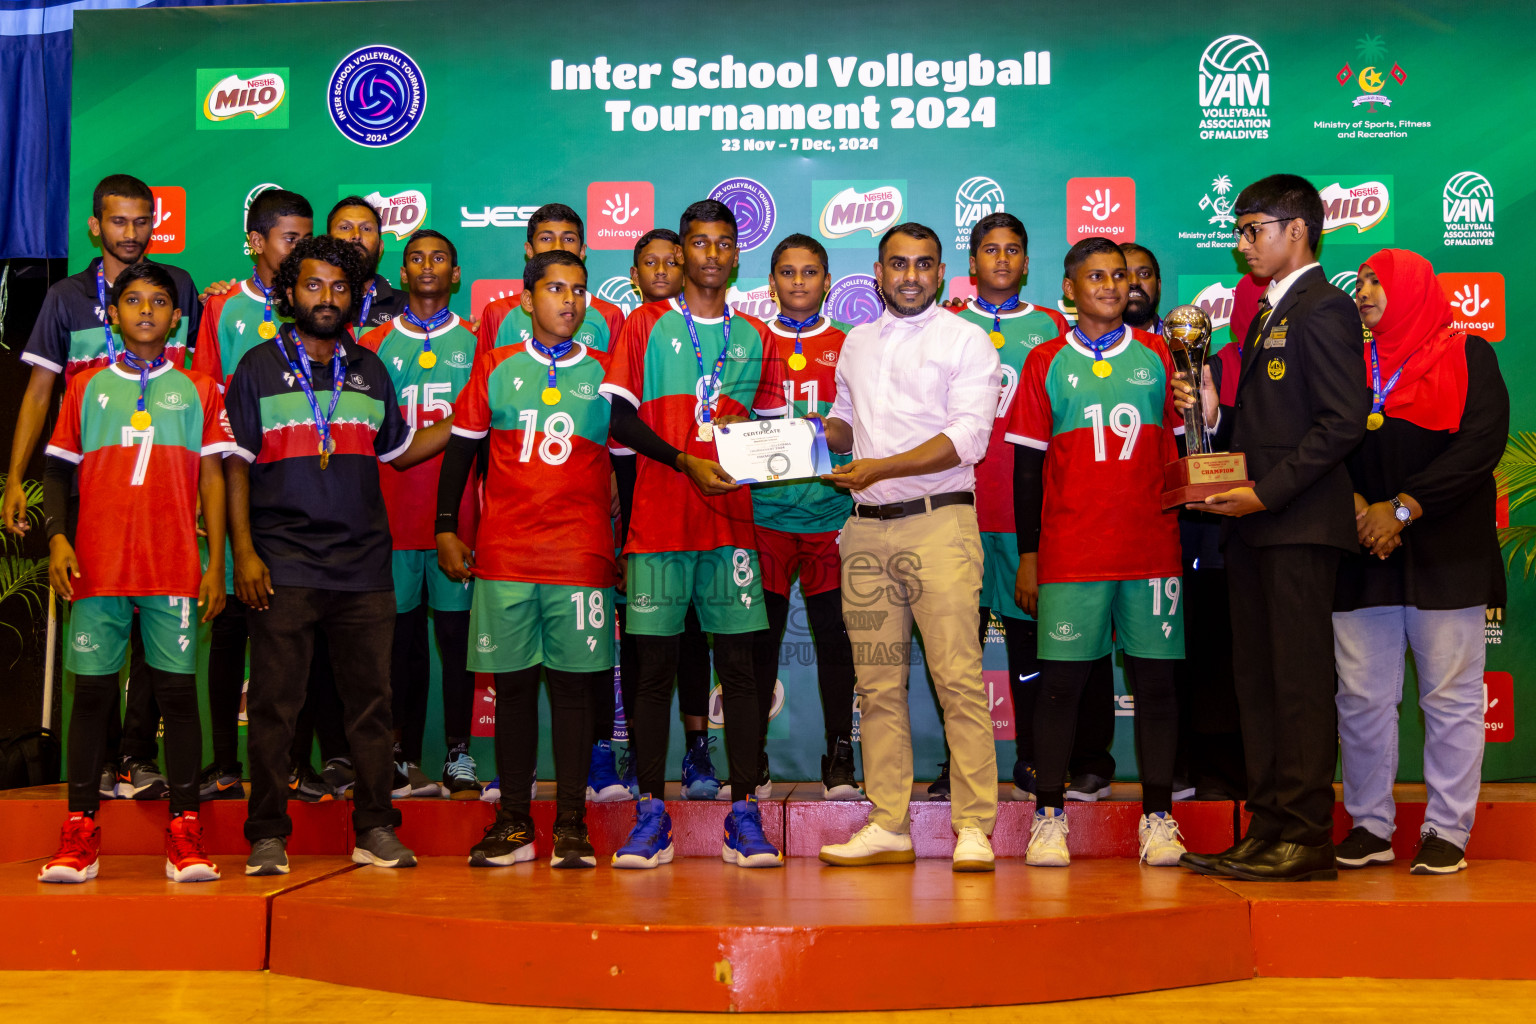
[1176,174,1370,881]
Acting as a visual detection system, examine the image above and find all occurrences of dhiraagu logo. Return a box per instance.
[197,69,290,130]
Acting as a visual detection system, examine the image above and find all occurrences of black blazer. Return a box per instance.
[1214,265,1371,551]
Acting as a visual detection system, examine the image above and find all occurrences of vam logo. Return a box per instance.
[1443,172,1494,247]
[596,276,644,316]
[815,181,905,245]
[198,69,289,129]
[953,176,1005,251]
[1197,35,1271,140]
[1318,178,1393,241]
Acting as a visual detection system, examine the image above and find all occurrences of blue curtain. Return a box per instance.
[0,0,325,259]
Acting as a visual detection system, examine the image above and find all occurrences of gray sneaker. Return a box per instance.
[245,836,290,876]
[322,757,356,798]
[353,825,417,868]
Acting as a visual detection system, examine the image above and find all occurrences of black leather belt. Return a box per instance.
[852,491,974,521]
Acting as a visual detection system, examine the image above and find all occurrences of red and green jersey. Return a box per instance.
[1004,326,1181,584]
[957,299,1068,534]
[192,277,288,390]
[359,313,479,551]
[600,298,787,554]
[46,361,233,599]
[751,316,853,534]
[23,258,198,385]
[452,342,614,587]
[475,293,624,361]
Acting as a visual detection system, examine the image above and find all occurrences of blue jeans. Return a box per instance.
[1332,604,1486,850]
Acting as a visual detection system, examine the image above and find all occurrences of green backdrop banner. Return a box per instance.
[67,0,1535,784]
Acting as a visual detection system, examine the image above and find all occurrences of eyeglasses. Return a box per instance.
[1232,218,1292,243]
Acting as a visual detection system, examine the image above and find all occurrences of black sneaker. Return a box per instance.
[1410,831,1468,875]
[1335,825,1394,869]
[1064,773,1113,802]
[551,815,597,869]
[820,736,863,800]
[198,763,244,801]
[287,763,334,802]
[469,810,536,867]
[119,756,170,800]
[321,757,356,798]
[98,762,119,800]
[245,836,289,876]
[927,761,951,801]
[352,825,417,868]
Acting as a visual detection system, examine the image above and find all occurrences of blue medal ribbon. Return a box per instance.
[356,280,377,328]
[1368,335,1407,416]
[94,262,119,366]
[121,350,166,419]
[530,338,575,397]
[679,296,731,431]
[403,306,452,358]
[1073,323,1127,363]
[775,312,819,364]
[276,327,345,461]
[973,294,1020,337]
[252,272,275,335]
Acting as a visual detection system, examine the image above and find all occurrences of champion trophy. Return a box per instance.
[1160,304,1253,509]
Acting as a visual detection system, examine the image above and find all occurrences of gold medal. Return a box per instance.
[1366,412,1385,431]
[418,350,437,369]
[130,410,151,431]
[788,352,807,371]
[1092,359,1112,378]
[541,386,561,406]
[318,437,333,470]
[257,321,277,340]
[990,330,1006,349]
[697,423,713,442]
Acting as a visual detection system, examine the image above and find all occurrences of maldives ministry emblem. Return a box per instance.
[329,45,428,148]
[1336,34,1405,113]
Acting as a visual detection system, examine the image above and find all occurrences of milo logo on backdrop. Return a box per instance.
[197,68,290,130]
[1314,176,1394,243]
[814,180,906,247]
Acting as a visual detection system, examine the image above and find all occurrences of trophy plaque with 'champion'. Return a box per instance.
[1160,304,1253,509]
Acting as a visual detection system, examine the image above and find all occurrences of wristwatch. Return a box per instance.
[1390,496,1413,526]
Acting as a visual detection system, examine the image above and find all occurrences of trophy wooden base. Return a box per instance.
[1161,452,1253,510]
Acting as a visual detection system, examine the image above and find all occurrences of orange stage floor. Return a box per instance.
[4,783,1535,1009]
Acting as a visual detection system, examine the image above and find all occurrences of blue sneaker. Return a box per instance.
[681,734,722,800]
[617,744,639,799]
[586,741,632,803]
[479,776,501,804]
[723,796,783,868]
[612,795,674,869]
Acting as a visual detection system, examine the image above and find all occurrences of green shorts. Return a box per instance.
[624,546,768,636]
[393,549,474,614]
[980,531,1031,621]
[1036,577,1185,661]
[468,580,615,673]
[67,595,197,675]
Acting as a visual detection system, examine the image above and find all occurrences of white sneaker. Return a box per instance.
[1026,807,1071,867]
[1138,811,1187,866]
[953,826,995,872]
[819,822,916,866]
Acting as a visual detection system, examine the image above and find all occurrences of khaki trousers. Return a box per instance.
[840,502,997,834]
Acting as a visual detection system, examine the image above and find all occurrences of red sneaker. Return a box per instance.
[38,813,100,883]
[165,812,221,883]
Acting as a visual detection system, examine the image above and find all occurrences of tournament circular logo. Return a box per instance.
[329,45,427,148]
[826,274,883,326]
[708,177,776,252]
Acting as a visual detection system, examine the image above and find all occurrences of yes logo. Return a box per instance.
[1437,272,1505,343]
[1066,178,1135,241]
[586,181,655,250]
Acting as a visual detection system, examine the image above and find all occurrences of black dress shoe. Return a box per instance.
[1224,840,1338,882]
[1179,835,1271,876]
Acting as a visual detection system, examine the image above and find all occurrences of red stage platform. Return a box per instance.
[4,783,1534,1009]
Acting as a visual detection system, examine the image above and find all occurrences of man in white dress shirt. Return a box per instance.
[814,222,1002,872]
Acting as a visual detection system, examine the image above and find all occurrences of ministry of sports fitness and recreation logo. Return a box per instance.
[1316,176,1394,243]
[329,46,427,148]
[826,274,882,326]
[1197,34,1271,140]
[596,276,644,315]
[953,176,1005,251]
[1335,35,1406,114]
[197,68,289,130]
[1443,172,1495,247]
[814,180,905,247]
[1178,175,1236,249]
[709,178,776,252]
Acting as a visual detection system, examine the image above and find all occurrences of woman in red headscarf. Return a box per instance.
[1332,248,1508,876]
